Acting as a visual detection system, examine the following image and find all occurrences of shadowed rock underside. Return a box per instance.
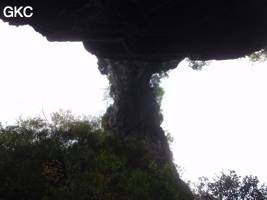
[1,0,267,61]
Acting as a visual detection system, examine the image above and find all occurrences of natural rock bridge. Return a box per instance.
[1,1,267,199]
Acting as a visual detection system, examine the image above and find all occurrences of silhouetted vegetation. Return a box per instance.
[191,170,267,200]
[248,46,267,63]
[186,58,211,70]
[0,110,188,200]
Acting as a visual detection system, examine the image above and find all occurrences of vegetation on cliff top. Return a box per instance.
[0,109,189,200]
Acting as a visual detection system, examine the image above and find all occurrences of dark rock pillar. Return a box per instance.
[101,59,175,163]
[99,58,194,199]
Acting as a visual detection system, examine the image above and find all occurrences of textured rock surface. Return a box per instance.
[1,0,267,61]
[99,59,178,163]
[1,1,267,199]
[99,58,194,199]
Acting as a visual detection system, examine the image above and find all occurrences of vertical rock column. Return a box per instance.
[99,58,194,199]
[100,59,175,164]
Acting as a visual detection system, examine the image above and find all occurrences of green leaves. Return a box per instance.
[192,170,267,200]
[0,110,185,200]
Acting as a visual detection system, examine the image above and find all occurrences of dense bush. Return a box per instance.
[0,110,186,200]
[191,170,267,200]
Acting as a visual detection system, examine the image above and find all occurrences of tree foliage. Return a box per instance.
[192,170,267,200]
[0,110,188,200]
[248,47,267,63]
[186,58,211,70]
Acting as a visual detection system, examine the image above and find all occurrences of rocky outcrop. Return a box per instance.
[1,0,267,61]
[98,58,194,199]
[100,59,174,162]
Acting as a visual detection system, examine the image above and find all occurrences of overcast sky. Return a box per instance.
[1,20,266,185]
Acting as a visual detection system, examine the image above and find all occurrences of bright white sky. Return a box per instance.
[1,20,266,185]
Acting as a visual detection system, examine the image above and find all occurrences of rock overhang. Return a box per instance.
[1,0,267,62]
